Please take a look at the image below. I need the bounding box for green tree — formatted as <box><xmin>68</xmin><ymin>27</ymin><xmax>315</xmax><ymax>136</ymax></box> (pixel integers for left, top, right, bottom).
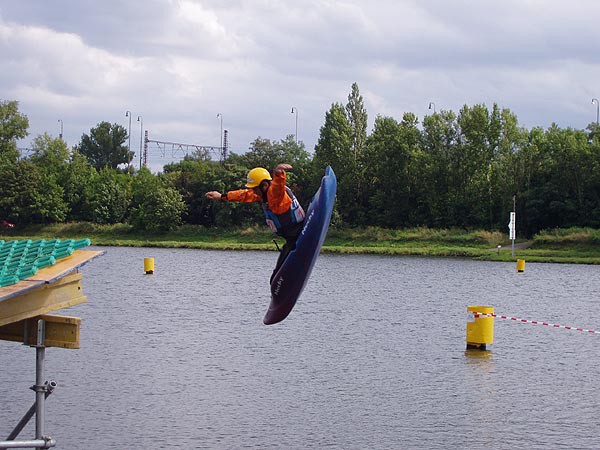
<box><xmin>420</xmin><ymin>110</ymin><xmax>459</xmax><ymax>226</ymax></box>
<box><xmin>516</xmin><ymin>127</ymin><xmax>548</xmax><ymax>234</ymax></box>
<box><xmin>453</xmin><ymin>103</ymin><xmax>492</xmax><ymax>227</ymax></box>
<box><xmin>452</xmin><ymin>103</ymin><xmax>521</xmax><ymax>229</ymax></box>
<box><xmin>342</xmin><ymin>83</ymin><xmax>369</xmax><ymax>224</ymax></box>
<box><xmin>346</xmin><ymin>82</ymin><xmax>368</xmax><ymax>161</ymax></box>
<box><xmin>229</xmin><ymin>135</ymin><xmax>313</xmax><ymax>204</ymax></box>
<box><xmin>0</xmin><ymin>100</ymin><xmax>29</xmax><ymax>163</ymax></box>
<box><xmin>488</xmin><ymin>107</ymin><xmax>525</xmax><ymax>231</ymax></box>
<box><xmin>26</xmin><ymin>133</ymin><xmax>72</xmax><ymax>223</ymax></box>
<box><xmin>29</xmin><ymin>133</ymin><xmax>70</xmax><ymax>186</ymax></box>
<box><xmin>364</xmin><ymin>115</ymin><xmax>405</xmax><ymax>227</ymax></box>
<box><xmin>76</xmin><ymin>121</ymin><xmax>132</xmax><ymax>170</ymax></box>
<box><xmin>0</xmin><ymin>160</ymin><xmax>67</xmax><ymax>224</ymax></box>
<box><xmin>163</xmin><ymin>158</ymin><xmax>233</xmax><ymax>225</ymax></box>
<box><xmin>83</xmin><ymin>168</ymin><xmax>131</xmax><ymax>224</ymax></box>
<box><xmin>274</xmin><ymin>135</ymin><xmax>312</xmax><ymax>204</ymax></box>
<box><xmin>313</xmin><ymin>102</ymin><xmax>353</xmax><ymax>222</ymax></box>
<box><xmin>62</xmin><ymin>150</ymin><xmax>97</xmax><ymax>221</ymax></box>
<box><xmin>129</xmin><ymin>168</ymin><xmax>186</xmax><ymax>232</ymax></box>
<box><xmin>32</xmin><ymin>172</ymin><xmax>69</xmax><ymax>223</ymax></box>
<box><xmin>529</xmin><ymin>125</ymin><xmax>595</xmax><ymax>230</ymax></box>
<box><xmin>363</xmin><ymin>113</ymin><xmax>423</xmax><ymax>227</ymax></box>
<box><xmin>314</xmin><ymin>103</ymin><xmax>352</xmax><ymax>177</ymax></box>
<box><xmin>587</xmin><ymin>123</ymin><xmax>600</xmax><ymax>226</ymax></box>
<box><xmin>0</xmin><ymin>160</ymin><xmax>23</xmax><ymax>221</ymax></box>
<box><xmin>236</xmin><ymin>137</ymin><xmax>283</xmax><ymax>170</ymax></box>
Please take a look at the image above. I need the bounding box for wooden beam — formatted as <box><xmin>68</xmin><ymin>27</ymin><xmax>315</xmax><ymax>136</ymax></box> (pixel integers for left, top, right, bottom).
<box><xmin>0</xmin><ymin>314</ymin><xmax>81</xmax><ymax>349</ymax></box>
<box><xmin>0</xmin><ymin>272</ymin><xmax>87</xmax><ymax>327</ymax></box>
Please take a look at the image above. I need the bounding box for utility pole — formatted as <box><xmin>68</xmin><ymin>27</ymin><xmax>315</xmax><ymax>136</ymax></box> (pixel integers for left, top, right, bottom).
<box><xmin>291</xmin><ymin>107</ymin><xmax>298</xmax><ymax>144</ymax></box>
<box><xmin>125</xmin><ymin>111</ymin><xmax>132</xmax><ymax>171</ymax></box>
<box><xmin>217</xmin><ymin>113</ymin><xmax>223</xmax><ymax>152</ymax></box>
<box><xmin>137</xmin><ymin>116</ymin><xmax>143</xmax><ymax>170</ymax></box>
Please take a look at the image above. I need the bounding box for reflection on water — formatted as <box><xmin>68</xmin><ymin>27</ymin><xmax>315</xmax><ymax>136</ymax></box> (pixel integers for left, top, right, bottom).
<box><xmin>465</xmin><ymin>348</ymin><xmax>493</xmax><ymax>360</ymax></box>
<box><xmin>1</xmin><ymin>248</ymin><xmax>600</xmax><ymax>449</ymax></box>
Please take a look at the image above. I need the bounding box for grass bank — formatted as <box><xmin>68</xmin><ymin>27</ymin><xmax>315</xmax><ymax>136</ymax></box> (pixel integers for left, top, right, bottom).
<box><xmin>2</xmin><ymin>223</ymin><xmax>600</xmax><ymax>264</ymax></box>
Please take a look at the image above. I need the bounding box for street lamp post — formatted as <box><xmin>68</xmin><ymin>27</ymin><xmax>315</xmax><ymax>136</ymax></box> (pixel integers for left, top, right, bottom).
<box><xmin>428</xmin><ymin>102</ymin><xmax>436</xmax><ymax>114</ymax></box>
<box><xmin>592</xmin><ymin>98</ymin><xmax>599</xmax><ymax>125</ymax></box>
<box><xmin>291</xmin><ymin>107</ymin><xmax>298</xmax><ymax>144</ymax></box>
<box><xmin>57</xmin><ymin>119</ymin><xmax>63</xmax><ymax>140</ymax></box>
<box><xmin>217</xmin><ymin>113</ymin><xmax>223</xmax><ymax>151</ymax></box>
<box><xmin>125</xmin><ymin>111</ymin><xmax>132</xmax><ymax>171</ymax></box>
<box><xmin>137</xmin><ymin>116</ymin><xmax>143</xmax><ymax>170</ymax></box>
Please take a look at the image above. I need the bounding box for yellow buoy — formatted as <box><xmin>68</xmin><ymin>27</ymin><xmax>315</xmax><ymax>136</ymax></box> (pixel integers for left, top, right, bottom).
<box><xmin>516</xmin><ymin>259</ymin><xmax>525</xmax><ymax>273</ymax></box>
<box><xmin>144</xmin><ymin>257</ymin><xmax>155</xmax><ymax>275</ymax></box>
<box><xmin>466</xmin><ymin>305</ymin><xmax>494</xmax><ymax>350</ymax></box>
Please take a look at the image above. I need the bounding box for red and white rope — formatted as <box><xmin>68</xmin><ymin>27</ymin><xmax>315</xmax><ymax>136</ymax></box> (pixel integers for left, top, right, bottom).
<box><xmin>472</xmin><ymin>312</ymin><xmax>599</xmax><ymax>335</ymax></box>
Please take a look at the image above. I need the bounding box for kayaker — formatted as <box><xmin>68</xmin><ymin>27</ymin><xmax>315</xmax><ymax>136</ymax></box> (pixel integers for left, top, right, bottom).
<box><xmin>205</xmin><ymin>163</ymin><xmax>305</xmax><ymax>281</ymax></box>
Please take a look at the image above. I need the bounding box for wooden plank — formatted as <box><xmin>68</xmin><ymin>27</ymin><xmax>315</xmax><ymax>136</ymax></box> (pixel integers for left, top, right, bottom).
<box><xmin>0</xmin><ymin>272</ymin><xmax>87</xmax><ymax>327</ymax></box>
<box><xmin>0</xmin><ymin>249</ymin><xmax>104</xmax><ymax>302</ymax></box>
<box><xmin>26</xmin><ymin>249</ymin><xmax>105</xmax><ymax>284</ymax></box>
<box><xmin>0</xmin><ymin>314</ymin><xmax>81</xmax><ymax>349</ymax></box>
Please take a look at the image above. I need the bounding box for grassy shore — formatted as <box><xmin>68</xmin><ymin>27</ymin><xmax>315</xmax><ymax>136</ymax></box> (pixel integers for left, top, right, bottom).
<box><xmin>2</xmin><ymin>223</ymin><xmax>600</xmax><ymax>264</ymax></box>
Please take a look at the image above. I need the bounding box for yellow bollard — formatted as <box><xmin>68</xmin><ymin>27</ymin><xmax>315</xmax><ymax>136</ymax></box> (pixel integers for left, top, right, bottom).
<box><xmin>466</xmin><ymin>306</ymin><xmax>494</xmax><ymax>350</ymax></box>
<box><xmin>144</xmin><ymin>257</ymin><xmax>155</xmax><ymax>275</ymax></box>
<box><xmin>516</xmin><ymin>259</ymin><xmax>525</xmax><ymax>273</ymax></box>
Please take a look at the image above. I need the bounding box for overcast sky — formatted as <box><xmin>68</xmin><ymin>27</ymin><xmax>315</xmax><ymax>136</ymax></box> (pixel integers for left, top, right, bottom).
<box><xmin>2</xmin><ymin>0</ymin><xmax>600</xmax><ymax>170</ymax></box>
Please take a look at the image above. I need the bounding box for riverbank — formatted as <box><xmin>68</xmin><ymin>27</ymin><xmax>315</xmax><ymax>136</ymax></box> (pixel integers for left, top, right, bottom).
<box><xmin>2</xmin><ymin>223</ymin><xmax>600</xmax><ymax>264</ymax></box>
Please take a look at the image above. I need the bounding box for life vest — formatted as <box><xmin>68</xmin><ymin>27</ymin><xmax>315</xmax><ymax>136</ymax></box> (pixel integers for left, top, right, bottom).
<box><xmin>263</xmin><ymin>186</ymin><xmax>305</xmax><ymax>233</ymax></box>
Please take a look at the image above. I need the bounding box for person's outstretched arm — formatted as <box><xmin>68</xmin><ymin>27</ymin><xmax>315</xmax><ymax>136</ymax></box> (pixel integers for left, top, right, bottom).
<box><xmin>205</xmin><ymin>189</ymin><xmax>262</xmax><ymax>202</ymax></box>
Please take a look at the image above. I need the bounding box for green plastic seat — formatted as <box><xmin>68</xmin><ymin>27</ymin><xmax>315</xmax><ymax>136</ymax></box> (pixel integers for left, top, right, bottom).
<box><xmin>0</xmin><ymin>238</ymin><xmax>91</xmax><ymax>287</ymax></box>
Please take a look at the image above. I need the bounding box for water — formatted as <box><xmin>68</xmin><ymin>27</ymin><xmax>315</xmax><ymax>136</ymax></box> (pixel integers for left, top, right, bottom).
<box><xmin>2</xmin><ymin>247</ymin><xmax>600</xmax><ymax>449</ymax></box>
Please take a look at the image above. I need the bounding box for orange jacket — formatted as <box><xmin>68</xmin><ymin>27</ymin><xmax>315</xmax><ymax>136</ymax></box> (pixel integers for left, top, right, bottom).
<box><xmin>224</xmin><ymin>170</ymin><xmax>291</xmax><ymax>214</ymax></box>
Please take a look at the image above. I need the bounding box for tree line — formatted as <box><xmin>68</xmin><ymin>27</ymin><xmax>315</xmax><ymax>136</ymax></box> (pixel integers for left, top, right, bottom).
<box><xmin>1</xmin><ymin>86</ymin><xmax>599</xmax><ymax>236</ymax></box>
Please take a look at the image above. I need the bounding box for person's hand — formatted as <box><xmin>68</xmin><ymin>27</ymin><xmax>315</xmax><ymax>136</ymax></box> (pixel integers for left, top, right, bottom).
<box><xmin>205</xmin><ymin>191</ymin><xmax>222</xmax><ymax>200</ymax></box>
<box><xmin>274</xmin><ymin>163</ymin><xmax>292</xmax><ymax>175</ymax></box>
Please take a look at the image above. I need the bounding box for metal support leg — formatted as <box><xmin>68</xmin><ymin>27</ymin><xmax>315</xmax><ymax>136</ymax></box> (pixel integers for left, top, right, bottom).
<box><xmin>35</xmin><ymin>320</ymin><xmax>46</xmax><ymax>448</ymax></box>
<box><xmin>6</xmin><ymin>382</ymin><xmax>56</xmax><ymax>441</ymax></box>
<box><xmin>0</xmin><ymin>319</ymin><xmax>56</xmax><ymax>449</ymax></box>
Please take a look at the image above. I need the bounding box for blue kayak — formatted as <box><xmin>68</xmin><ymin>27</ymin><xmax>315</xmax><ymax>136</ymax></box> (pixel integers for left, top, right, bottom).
<box><xmin>264</xmin><ymin>166</ymin><xmax>337</xmax><ymax>325</ymax></box>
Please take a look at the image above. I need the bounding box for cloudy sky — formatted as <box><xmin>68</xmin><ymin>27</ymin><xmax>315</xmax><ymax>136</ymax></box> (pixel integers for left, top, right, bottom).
<box><xmin>2</xmin><ymin>0</ymin><xmax>600</xmax><ymax>170</ymax></box>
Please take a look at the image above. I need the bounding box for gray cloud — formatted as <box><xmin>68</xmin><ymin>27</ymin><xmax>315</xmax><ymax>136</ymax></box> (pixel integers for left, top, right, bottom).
<box><xmin>1</xmin><ymin>0</ymin><xmax>599</xmax><ymax>170</ymax></box>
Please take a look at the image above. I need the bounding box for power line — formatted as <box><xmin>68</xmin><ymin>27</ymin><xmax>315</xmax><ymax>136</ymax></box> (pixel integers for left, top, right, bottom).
<box><xmin>143</xmin><ymin>131</ymin><xmax>228</xmax><ymax>167</ymax></box>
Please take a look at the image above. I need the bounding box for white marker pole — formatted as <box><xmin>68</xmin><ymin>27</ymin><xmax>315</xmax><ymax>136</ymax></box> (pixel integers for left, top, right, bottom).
<box><xmin>509</xmin><ymin>211</ymin><xmax>516</xmax><ymax>257</ymax></box>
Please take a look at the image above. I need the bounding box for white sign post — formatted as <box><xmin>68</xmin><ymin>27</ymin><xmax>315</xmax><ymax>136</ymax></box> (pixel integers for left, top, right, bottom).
<box><xmin>508</xmin><ymin>212</ymin><xmax>516</xmax><ymax>256</ymax></box>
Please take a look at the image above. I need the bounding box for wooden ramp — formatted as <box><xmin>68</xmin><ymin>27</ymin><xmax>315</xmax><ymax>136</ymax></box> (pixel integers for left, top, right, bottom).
<box><xmin>0</xmin><ymin>250</ymin><xmax>103</xmax><ymax>331</ymax></box>
<box><xmin>0</xmin><ymin>248</ymin><xmax>103</xmax><ymax>448</ymax></box>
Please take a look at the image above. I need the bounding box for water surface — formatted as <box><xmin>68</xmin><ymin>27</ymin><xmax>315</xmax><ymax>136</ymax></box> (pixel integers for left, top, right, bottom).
<box><xmin>1</xmin><ymin>247</ymin><xmax>599</xmax><ymax>449</ymax></box>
